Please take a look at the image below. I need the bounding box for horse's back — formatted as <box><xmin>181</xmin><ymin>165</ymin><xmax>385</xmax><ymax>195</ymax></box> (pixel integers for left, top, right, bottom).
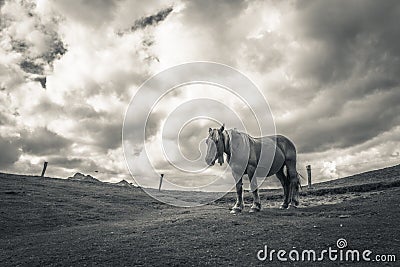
<box><xmin>242</xmin><ymin>134</ymin><xmax>284</xmax><ymax>177</ymax></box>
<box><xmin>228</xmin><ymin>130</ymin><xmax>296</xmax><ymax>177</ymax></box>
<box><xmin>269</xmin><ymin>134</ymin><xmax>297</xmax><ymax>161</ymax></box>
<box><xmin>249</xmin><ymin>134</ymin><xmax>296</xmax><ymax>176</ymax></box>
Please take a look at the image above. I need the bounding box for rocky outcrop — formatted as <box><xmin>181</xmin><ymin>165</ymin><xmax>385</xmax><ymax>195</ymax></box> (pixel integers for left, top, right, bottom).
<box><xmin>67</xmin><ymin>172</ymin><xmax>100</xmax><ymax>183</ymax></box>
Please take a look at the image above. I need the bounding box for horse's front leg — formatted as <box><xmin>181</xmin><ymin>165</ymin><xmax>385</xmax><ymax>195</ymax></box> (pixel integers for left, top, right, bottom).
<box><xmin>231</xmin><ymin>172</ymin><xmax>244</xmax><ymax>214</ymax></box>
<box><xmin>248</xmin><ymin>167</ymin><xmax>261</xmax><ymax>213</ymax></box>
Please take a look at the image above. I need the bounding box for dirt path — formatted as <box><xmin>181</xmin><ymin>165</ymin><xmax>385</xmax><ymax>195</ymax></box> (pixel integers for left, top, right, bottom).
<box><xmin>1</xmin><ymin>171</ymin><xmax>399</xmax><ymax>266</ymax></box>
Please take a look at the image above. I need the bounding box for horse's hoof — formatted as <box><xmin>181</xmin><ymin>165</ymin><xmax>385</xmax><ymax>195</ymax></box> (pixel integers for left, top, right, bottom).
<box><xmin>249</xmin><ymin>208</ymin><xmax>260</xmax><ymax>213</ymax></box>
<box><xmin>249</xmin><ymin>203</ymin><xmax>261</xmax><ymax>213</ymax></box>
<box><xmin>289</xmin><ymin>203</ymin><xmax>298</xmax><ymax>209</ymax></box>
<box><xmin>279</xmin><ymin>204</ymin><xmax>289</xmax><ymax>210</ymax></box>
<box><xmin>230</xmin><ymin>208</ymin><xmax>242</xmax><ymax>214</ymax></box>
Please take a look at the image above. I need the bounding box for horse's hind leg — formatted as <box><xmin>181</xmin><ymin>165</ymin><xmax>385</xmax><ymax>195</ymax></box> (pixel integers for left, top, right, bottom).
<box><xmin>286</xmin><ymin>159</ymin><xmax>300</xmax><ymax>207</ymax></box>
<box><xmin>276</xmin><ymin>166</ymin><xmax>290</xmax><ymax>209</ymax></box>
<box><xmin>231</xmin><ymin>171</ymin><xmax>244</xmax><ymax>214</ymax></box>
<box><xmin>248</xmin><ymin>166</ymin><xmax>261</xmax><ymax>213</ymax></box>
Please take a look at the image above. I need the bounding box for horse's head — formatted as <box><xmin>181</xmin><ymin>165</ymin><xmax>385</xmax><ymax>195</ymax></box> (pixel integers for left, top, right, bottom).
<box><xmin>205</xmin><ymin>124</ymin><xmax>225</xmax><ymax>166</ymax></box>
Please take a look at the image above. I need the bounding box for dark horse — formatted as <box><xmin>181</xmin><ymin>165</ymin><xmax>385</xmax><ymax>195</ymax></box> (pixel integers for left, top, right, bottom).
<box><xmin>205</xmin><ymin>124</ymin><xmax>300</xmax><ymax>213</ymax></box>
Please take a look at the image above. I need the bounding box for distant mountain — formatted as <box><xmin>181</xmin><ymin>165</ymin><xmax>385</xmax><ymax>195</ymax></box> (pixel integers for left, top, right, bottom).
<box><xmin>67</xmin><ymin>173</ymin><xmax>100</xmax><ymax>183</ymax></box>
<box><xmin>115</xmin><ymin>179</ymin><xmax>133</xmax><ymax>187</ymax></box>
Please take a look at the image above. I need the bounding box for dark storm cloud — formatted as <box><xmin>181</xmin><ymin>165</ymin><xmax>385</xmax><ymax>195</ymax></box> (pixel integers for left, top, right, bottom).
<box><xmin>0</xmin><ymin>137</ymin><xmax>21</xmax><ymax>168</ymax></box>
<box><xmin>20</xmin><ymin>127</ymin><xmax>72</xmax><ymax>156</ymax></box>
<box><xmin>33</xmin><ymin>76</ymin><xmax>46</xmax><ymax>89</ymax></box>
<box><xmin>28</xmin><ymin>95</ymin><xmax>122</xmax><ymax>153</ymax></box>
<box><xmin>290</xmin><ymin>89</ymin><xmax>400</xmax><ymax>153</ymax></box>
<box><xmin>81</xmin><ymin>118</ymin><xmax>123</xmax><ymax>152</ymax></box>
<box><xmin>123</xmin><ymin>109</ymin><xmax>166</xmax><ymax>159</ymax></box>
<box><xmin>124</xmin><ymin>110</ymin><xmax>165</xmax><ymax>142</ymax></box>
<box><xmin>46</xmin><ymin>155</ymin><xmax>119</xmax><ymax>178</ymax></box>
<box><xmin>291</xmin><ymin>0</ymin><xmax>400</xmax><ymax>86</ymax></box>
<box><xmin>19</xmin><ymin>59</ymin><xmax>44</xmax><ymax>75</ymax></box>
<box><xmin>275</xmin><ymin>0</ymin><xmax>400</xmax><ymax>153</ymax></box>
<box><xmin>131</xmin><ymin>7</ymin><xmax>173</xmax><ymax>31</ymax></box>
<box><xmin>48</xmin><ymin>156</ymin><xmax>85</xmax><ymax>169</ymax></box>
<box><xmin>16</xmin><ymin>37</ymin><xmax>67</xmax><ymax>76</ymax></box>
<box><xmin>48</xmin><ymin>156</ymin><xmax>99</xmax><ymax>171</ymax></box>
<box><xmin>93</xmin><ymin>121</ymin><xmax>122</xmax><ymax>152</ymax></box>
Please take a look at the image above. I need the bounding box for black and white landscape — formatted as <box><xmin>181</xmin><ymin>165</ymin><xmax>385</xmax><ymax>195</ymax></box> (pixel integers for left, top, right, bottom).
<box><xmin>1</xmin><ymin>165</ymin><xmax>400</xmax><ymax>265</ymax></box>
<box><xmin>1</xmin><ymin>0</ymin><xmax>400</xmax><ymax>266</ymax></box>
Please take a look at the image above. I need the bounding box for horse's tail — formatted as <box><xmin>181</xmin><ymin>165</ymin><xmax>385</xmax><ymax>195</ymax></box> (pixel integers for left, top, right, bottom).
<box><xmin>297</xmin><ymin>172</ymin><xmax>305</xmax><ymax>191</ymax></box>
<box><xmin>297</xmin><ymin>171</ymin><xmax>306</xmax><ymax>181</ymax></box>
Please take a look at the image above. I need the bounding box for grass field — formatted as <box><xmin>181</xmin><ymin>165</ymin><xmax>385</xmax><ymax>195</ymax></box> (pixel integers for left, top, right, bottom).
<box><xmin>1</xmin><ymin>165</ymin><xmax>400</xmax><ymax>266</ymax></box>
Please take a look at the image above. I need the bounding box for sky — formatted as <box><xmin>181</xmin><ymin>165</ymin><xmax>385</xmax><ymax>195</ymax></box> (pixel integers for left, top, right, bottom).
<box><xmin>1</xmin><ymin>0</ymin><xmax>399</xmax><ymax>190</ymax></box>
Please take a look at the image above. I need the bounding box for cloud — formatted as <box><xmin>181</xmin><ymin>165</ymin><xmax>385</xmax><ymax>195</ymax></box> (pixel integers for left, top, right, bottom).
<box><xmin>176</xmin><ymin>0</ymin><xmax>249</xmax><ymax>65</ymax></box>
<box><xmin>49</xmin><ymin>0</ymin><xmax>118</xmax><ymax>28</ymax></box>
<box><xmin>1</xmin><ymin>0</ymin><xmax>399</xmax><ymax>188</ymax></box>
<box><xmin>82</xmin><ymin>119</ymin><xmax>122</xmax><ymax>152</ymax></box>
<box><xmin>280</xmin><ymin>87</ymin><xmax>400</xmax><ymax>153</ymax></box>
<box><xmin>239</xmin><ymin>32</ymin><xmax>285</xmax><ymax>73</ymax></box>
<box><xmin>268</xmin><ymin>0</ymin><xmax>400</xmax><ymax>156</ymax></box>
<box><xmin>131</xmin><ymin>7</ymin><xmax>173</xmax><ymax>31</ymax></box>
<box><xmin>0</xmin><ymin>0</ymin><xmax>166</xmax><ymax>179</ymax></box>
<box><xmin>0</xmin><ymin>0</ymin><xmax>67</xmax><ymax>93</ymax></box>
<box><xmin>287</xmin><ymin>0</ymin><xmax>400</xmax><ymax>85</ymax></box>
<box><xmin>0</xmin><ymin>136</ymin><xmax>21</xmax><ymax>168</ymax></box>
<box><xmin>19</xmin><ymin>127</ymin><xmax>72</xmax><ymax>156</ymax></box>
<box><xmin>47</xmin><ymin>155</ymin><xmax>99</xmax><ymax>171</ymax></box>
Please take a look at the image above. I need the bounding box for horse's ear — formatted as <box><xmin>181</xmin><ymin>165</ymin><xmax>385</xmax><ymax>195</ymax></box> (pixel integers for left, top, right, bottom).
<box><xmin>220</xmin><ymin>123</ymin><xmax>225</xmax><ymax>132</ymax></box>
<box><xmin>209</xmin><ymin>128</ymin><xmax>212</xmax><ymax>133</ymax></box>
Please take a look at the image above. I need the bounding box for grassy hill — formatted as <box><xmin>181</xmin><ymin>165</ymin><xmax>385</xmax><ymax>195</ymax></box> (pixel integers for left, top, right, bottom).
<box><xmin>1</xmin><ymin>165</ymin><xmax>399</xmax><ymax>266</ymax></box>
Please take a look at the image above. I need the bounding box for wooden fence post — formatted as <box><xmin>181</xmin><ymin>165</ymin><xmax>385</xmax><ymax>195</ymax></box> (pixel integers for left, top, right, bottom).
<box><xmin>158</xmin><ymin>174</ymin><xmax>164</xmax><ymax>191</ymax></box>
<box><xmin>41</xmin><ymin>161</ymin><xmax>48</xmax><ymax>177</ymax></box>
<box><xmin>306</xmin><ymin>165</ymin><xmax>312</xmax><ymax>189</ymax></box>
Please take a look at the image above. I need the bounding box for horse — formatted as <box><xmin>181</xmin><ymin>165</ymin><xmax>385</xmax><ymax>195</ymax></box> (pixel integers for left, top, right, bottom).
<box><xmin>205</xmin><ymin>124</ymin><xmax>300</xmax><ymax>213</ymax></box>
